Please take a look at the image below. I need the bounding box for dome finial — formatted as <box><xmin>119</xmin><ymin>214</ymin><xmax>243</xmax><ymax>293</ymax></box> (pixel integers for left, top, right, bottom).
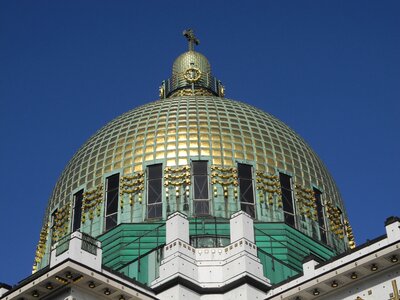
<box><xmin>159</xmin><ymin>30</ymin><xmax>225</xmax><ymax>98</ymax></box>
<box><xmin>183</xmin><ymin>29</ymin><xmax>199</xmax><ymax>51</ymax></box>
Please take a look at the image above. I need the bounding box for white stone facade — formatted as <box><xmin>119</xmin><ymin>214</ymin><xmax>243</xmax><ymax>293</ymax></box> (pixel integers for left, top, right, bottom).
<box><xmin>152</xmin><ymin>211</ymin><xmax>270</xmax><ymax>299</ymax></box>
<box><xmin>266</xmin><ymin>217</ymin><xmax>400</xmax><ymax>300</ymax></box>
<box><xmin>1</xmin><ymin>215</ymin><xmax>399</xmax><ymax>300</ymax></box>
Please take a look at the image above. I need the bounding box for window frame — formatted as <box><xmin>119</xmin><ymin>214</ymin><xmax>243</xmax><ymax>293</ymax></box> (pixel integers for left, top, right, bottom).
<box><xmin>313</xmin><ymin>187</ymin><xmax>327</xmax><ymax>243</ymax></box>
<box><xmin>279</xmin><ymin>172</ymin><xmax>296</xmax><ymax>227</ymax></box>
<box><xmin>72</xmin><ymin>189</ymin><xmax>84</xmax><ymax>232</ymax></box>
<box><xmin>238</xmin><ymin>163</ymin><xmax>255</xmax><ymax>218</ymax></box>
<box><xmin>104</xmin><ymin>173</ymin><xmax>120</xmax><ymax>231</ymax></box>
<box><xmin>147</xmin><ymin>163</ymin><xmax>163</xmax><ymax>219</ymax></box>
<box><xmin>50</xmin><ymin>209</ymin><xmax>58</xmax><ymax>246</ymax></box>
<box><xmin>192</xmin><ymin>160</ymin><xmax>210</xmax><ymax>216</ymax></box>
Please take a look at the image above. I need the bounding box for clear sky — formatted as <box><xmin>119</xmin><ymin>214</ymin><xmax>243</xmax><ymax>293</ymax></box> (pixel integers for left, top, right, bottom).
<box><xmin>1</xmin><ymin>0</ymin><xmax>399</xmax><ymax>286</ymax></box>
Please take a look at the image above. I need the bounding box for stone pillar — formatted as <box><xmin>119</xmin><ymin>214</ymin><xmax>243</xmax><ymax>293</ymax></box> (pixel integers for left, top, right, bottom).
<box><xmin>166</xmin><ymin>212</ymin><xmax>189</xmax><ymax>244</ymax></box>
<box><xmin>302</xmin><ymin>255</ymin><xmax>321</xmax><ymax>278</ymax></box>
<box><xmin>50</xmin><ymin>232</ymin><xmax>102</xmax><ymax>271</ymax></box>
<box><xmin>230</xmin><ymin>211</ymin><xmax>255</xmax><ymax>243</ymax></box>
<box><xmin>385</xmin><ymin>216</ymin><xmax>400</xmax><ymax>243</ymax></box>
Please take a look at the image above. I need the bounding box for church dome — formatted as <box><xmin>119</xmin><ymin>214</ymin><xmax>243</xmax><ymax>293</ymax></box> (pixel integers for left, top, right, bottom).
<box><xmin>48</xmin><ymin>95</ymin><xmax>342</xmax><ymax>215</ymax></box>
<box><xmin>34</xmin><ymin>30</ymin><xmax>354</xmax><ymax>273</ymax></box>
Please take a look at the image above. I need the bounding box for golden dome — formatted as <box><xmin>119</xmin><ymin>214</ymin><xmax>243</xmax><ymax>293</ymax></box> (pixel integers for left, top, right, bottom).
<box><xmin>47</xmin><ymin>95</ymin><xmax>343</xmax><ymax>222</ymax></box>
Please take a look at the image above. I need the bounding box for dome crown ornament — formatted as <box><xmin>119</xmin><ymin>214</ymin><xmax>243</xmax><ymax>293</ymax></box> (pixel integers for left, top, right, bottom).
<box><xmin>159</xmin><ymin>29</ymin><xmax>225</xmax><ymax>98</ymax></box>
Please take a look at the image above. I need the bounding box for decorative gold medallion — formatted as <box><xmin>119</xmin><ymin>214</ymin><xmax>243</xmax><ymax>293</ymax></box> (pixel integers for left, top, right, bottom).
<box><xmin>184</xmin><ymin>67</ymin><xmax>201</xmax><ymax>83</ymax></box>
<box><xmin>219</xmin><ymin>84</ymin><xmax>225</xmax><ymax>97</ymax></box>
<box><xmin>159</xmin><ymin>85</ymin><xmax>165</xmax><ymax>98</ymax></box>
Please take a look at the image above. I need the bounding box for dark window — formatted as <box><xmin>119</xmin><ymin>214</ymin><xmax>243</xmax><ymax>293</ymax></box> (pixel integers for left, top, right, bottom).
<box><xmin>105</xmin><ymin>174</ymin><xmax>119</xmax><ymax>231</ymax></box>
<box><xmin>72</xmin><ymin>189</ymin><xmax>83</xmax><ymax>232</ymax></box>
<box><xmin>279</xmin><ymin>173</ymin><xmax>295</xmax><ymax>227</ymax></box>
<box><xmin>313</xmin><ymin>188</ymin><xmax>327</xmax><ymax>243</ymax></box>
<box><xmin>193</xmin><ymin>161</ymin><xmax>209</xmax><ymax>215</ymax></box>
<box><xmin>50</xmin><ymin>210</ymin><xmax>58</xmax><ymax>245</ymax></box>
<box><xmin>147</xmin><ymin>164</ymin><xmax>163</xmax><ymax>219</ymax></box>
<box><xmin>238</xmin><ymin>163</ymin><xmax>255</xmax><ymax>218</ymax></box>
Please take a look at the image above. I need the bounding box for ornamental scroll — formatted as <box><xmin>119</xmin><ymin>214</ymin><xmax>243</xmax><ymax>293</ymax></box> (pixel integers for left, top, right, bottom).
<box><xmin>169</xmin><ymin>87</ymin><xmax>214</xmax><ymax>97</ymax></box>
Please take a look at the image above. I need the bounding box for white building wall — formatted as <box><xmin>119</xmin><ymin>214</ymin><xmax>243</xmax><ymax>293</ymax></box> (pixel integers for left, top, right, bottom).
<box><xmin>50</xmin><ymin>231</ymin><xmax>102</xmax><ymax>271</ymax></box>
<box><xmin>266</xmin><ymin>218</ymin><xmax>400</xmax><ymax>300</ymax></box>
<box><xmin>152</xmin><ymin>211</ymin><xmax>269</xmax><ymax>293</ymax></box>
<box><xmin>0</xmin><ymin>288</ymin><xmax>9</xmax><ymax>298</ymax></box>
<box><xmin>319</xmin><ymin>268</ymin><xmax>400</xmax><ymax>300</ymax></box>
<box><xmin>158</xmin><ymin>284</ymin><xmax>266</xmax><ymax>300</ymax></box>
<box><xmin>157</xmin><ymin>285</ymin><xmax>201</xmax><ymax>300</ymax></box>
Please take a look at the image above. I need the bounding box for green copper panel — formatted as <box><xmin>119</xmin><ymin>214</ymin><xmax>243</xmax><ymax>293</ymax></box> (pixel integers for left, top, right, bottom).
<box><xmin>99</xmin><ymin>220</ymin><xmax>336</xmax><ymax>286</ymax></box>
<box><xmin>257</xmin><ymin>249</ymin><xmax>299</xmax><ymax>285</ymax></box>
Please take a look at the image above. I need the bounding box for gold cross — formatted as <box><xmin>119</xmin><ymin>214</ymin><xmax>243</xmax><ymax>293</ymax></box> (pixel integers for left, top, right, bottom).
<box><xmin>183</xmin><ymin>29</ymin><xmax>200</xmax><ymax>51</ymax></box>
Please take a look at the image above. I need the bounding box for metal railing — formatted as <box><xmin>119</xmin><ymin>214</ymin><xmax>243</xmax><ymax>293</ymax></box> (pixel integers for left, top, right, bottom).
<box><xmin>190</xmin><ymin>217</ymin><xmax>231</xmax><ymax>248</ymax></box>
<box><xmin>55</xmin><ymin>235</ymin><xmax>70</xmax><ymax>256</ymax></box>
<box><xmin>55</xmin><ymin>232</ymin><xmax>100</xmax><ymax>257</ymax></box>
<box><xmin>254</xmin><ymin>225</ymin><xmax>331</xmax><ymax>270</ymax></box>
<box><xmin>102</xmin><ymin>223</ymin><xmax>166</xmax><ymax>268</ymax></box>
<box><xmin>161</xmin><ymin>73</ymin><xmax>223</xmax><ymax>98</ymax></box>
<box><xmin>81</xmin><ymin>232</ymin><xmax>98</xmax><ymax>255</ymax></box>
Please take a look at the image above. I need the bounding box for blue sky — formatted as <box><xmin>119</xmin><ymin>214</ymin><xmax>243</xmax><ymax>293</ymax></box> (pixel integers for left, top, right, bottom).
<box><xmin>1</xmin><ymin>0</ymin><xmax>399</xmax><ymax>285</ymax></box>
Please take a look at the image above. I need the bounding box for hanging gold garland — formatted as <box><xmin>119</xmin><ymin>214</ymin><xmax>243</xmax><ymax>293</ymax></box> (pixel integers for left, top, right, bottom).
<box><xmin>165</xmin><ymin>165</ymin><xmax>190</xmax><ymax>173</ymax></box>
<box><xmin>344</xmin><ymin>219</ymin><xmax>356</xmax><ymax>249</ymax></box>
<box><xmin>294</xmin><ymin>184</ymin><xmax>318</xmax><ymax>221</ymax></box>
<box><xmin>120</xmin><ymin>171</ymin><xmax>144</xmax><ymax>207</ymax></box>
<box><xmin>210</xmin><ymin>165</ymin><xmax>237</xmax><ymax>173</ymax></box>
<box><xmin>164</xmin><ymin>165</ymin><xmax>191</xmax><ymax>212</ymax></box>
<box><xmin>256</xmin><ymin>171</ymin><xmax>281</xmax><ymax>207</ymax></box>
<box><xmin>211</xmin><ymin>165</ymin><xmax>238</xmax><ymax>199</ymax></box>
<box><xmin>164</xmin><ymin>165</ymin><xmax>191</xmax><ymax>187</ymax></box>
<box><xmin>326</xmin><ymin>201</ymin><xmax>344</xmax><ymax>238</ymax></box>
<box><xmin>82</xmin><ymin>185</ymin><xmax>103</xmax><ymax>222</ymax></box>
<box><xmin>32</xmin><ymin>222</ymin><xmax>49</xmax><ymax>273</ymax></box>
<box><xmin>52</xmin><ymin>203</ymin><xmax>71</xmax><ymax>242</ymax></box>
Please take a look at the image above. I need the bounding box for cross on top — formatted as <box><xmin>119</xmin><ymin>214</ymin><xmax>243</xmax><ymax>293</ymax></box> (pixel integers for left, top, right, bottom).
<box><xmin>183</xmin><ymin>29</ymin><xmax>200</xmax><ymax>51</ymax></box>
